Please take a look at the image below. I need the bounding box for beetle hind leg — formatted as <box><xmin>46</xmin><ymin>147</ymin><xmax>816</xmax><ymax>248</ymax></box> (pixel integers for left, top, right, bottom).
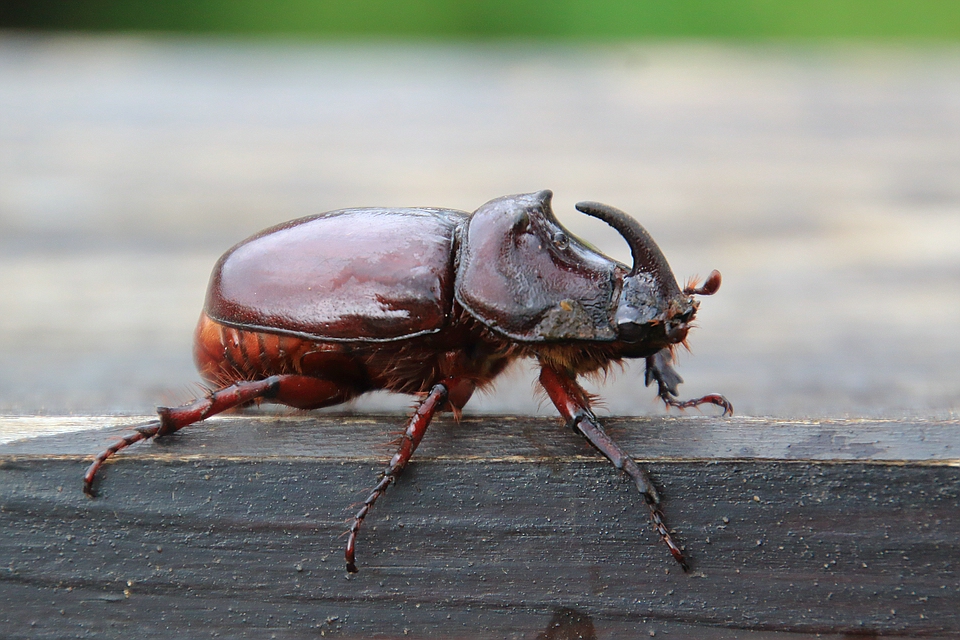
<box><xmin>345</xmin><ymin>380</ymin><xmax>453</xmax><ymax>573</ymax></box>
<box><xmin>82</xmin><ymin>419</ymin><xmax>163</xmax><ymax>496</ymax></box>
<box><xmin>82</xmin><ymin>376</ymin><xmax>283</xmax><ymax>496</ymax></box>
<box><xmin>83</xmin><ymin>374</ymin><xmax>355</xmax><ymax>496</ymax></box>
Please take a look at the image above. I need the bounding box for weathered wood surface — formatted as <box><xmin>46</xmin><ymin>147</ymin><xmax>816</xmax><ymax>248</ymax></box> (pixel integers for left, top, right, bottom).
<box><xmin>1</xmin><ymin>415</ymin><xmax>957</xmax><ymax>638</ymax></box>
<box><xmin>2</xmin><ymin>414</ymin><xmax>958</xmax><ymax>462</ymax></box>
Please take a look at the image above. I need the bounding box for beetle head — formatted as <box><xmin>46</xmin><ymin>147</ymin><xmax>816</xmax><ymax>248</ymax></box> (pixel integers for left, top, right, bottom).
<box><xmin>575</xmin><ymin>201</ymin><xmax>721</xmax><ymax>356</ymax></box>
<box><xmin>456</xmin><ymin>191</ymin><xmax>720</xmax><ymax>350</ymax></box>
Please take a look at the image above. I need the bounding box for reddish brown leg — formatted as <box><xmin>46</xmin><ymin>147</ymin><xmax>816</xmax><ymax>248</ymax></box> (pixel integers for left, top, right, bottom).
<box><xmin>345</xmin><ymin>381</ymin><xmax>451</xmax><ymax>573</ymax></box>
<box><xmin>539</xmin><ymin>363</ymin><xmax>689</xmax><ymax>571</ymax></box>
<box><xmin>82</xmin><ymin>376</ymin><xmax>282</xmax><ymax>496</ymax></box>
<box><xmin>83</xmin><ymin>374</ymin><xmax>353</xmax><ymax>496</ymax></box>
<box><xmin>81</xmin><ymin>420</ymin><xmax>165</xmax><ymax>496</ymax></box>
<box><xmin>662</xmin><ymin>393</ymin><xmax>732</xmax><ymax>415</ymax></box>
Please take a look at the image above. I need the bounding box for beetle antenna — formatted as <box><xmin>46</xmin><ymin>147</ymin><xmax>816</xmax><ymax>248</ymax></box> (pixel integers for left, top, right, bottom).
<box><xmin>683</xmin><ymin>269</ymin><xmax>721</xmax><ymax>296</ymax></box>
<box><xmin>575</xmin><ymin>201</ymin><xmax>680</xmax><ymax>297</ymax></box>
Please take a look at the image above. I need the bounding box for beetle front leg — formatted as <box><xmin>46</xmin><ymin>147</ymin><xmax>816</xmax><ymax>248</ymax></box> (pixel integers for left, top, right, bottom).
<box><xmin>645</xmin><ymin>348</ymin><xmax>733</xmax><ymax>416</ymax></box>
<box><xmin>345</xmin><ymin>380</ymin><xmax>451</xmax><ymax>573</ymax></box>
<box><xmin>539</xmin><ymin>363</ymin><xmax>689</xmax><ymax>571</ymax></box>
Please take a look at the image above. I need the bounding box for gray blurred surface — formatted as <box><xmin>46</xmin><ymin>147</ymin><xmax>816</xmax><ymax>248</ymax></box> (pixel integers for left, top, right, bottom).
<box><xmin>1</xmin><ymin>34</ymin><xmax>959</xmax><ymax>418</ymax></box>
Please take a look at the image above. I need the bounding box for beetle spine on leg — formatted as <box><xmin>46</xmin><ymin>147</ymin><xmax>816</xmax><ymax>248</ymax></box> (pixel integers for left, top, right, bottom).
<box><xmin>84</xmin><ymin>373</ymin><xmax>360</xmax><ymax>496</ymax></box>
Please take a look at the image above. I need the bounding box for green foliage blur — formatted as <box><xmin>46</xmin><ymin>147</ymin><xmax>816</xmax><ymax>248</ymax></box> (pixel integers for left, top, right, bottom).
<box><xmin>2</xmin><ymin>0</ymin><xmax>958</xmax><ymax>39</ymax></box>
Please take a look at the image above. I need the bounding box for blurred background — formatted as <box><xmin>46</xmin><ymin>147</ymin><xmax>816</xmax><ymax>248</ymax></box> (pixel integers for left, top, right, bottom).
<box><xmin>1</xmin><ymin>2</ymin><xmax>959</xmax><ymax>418</ymax></box>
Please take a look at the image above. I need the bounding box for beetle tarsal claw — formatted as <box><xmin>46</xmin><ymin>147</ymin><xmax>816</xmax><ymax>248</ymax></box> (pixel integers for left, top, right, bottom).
<box><xmin>661</xmin><ymin>393</ymin><xmax>734</xmax><ymax>416</ymax></box>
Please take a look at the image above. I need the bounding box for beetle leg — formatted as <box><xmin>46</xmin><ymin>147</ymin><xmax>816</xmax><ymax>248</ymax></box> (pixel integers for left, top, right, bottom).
<box><xmin>154</xmin><ymin>376</ymin><xmax>284</xmax><ymax>437</ymax></box>
<box><xmin>83</xmin><ymin>376</ymin><xmax>286</xmax><ymax>496</ymax></box>
<box><xmin>83</xmin><ymin>374</ymin><xmax>360</xmax><ymax>496</ymax></box>
<box><xmin>539</xmin><ymin>363</ymin><xmax>689</xmax><ymax>571</ymax></box>
<box><xmin>345</xmin><ymin>381</ymin><xmax>450</xmax><ymax>573</ymax></box>
<box><xmin>661</xmin><ymin>393</ymin><xmax>733</xmax><ymax>416</ymax></box>
<box><xmin>645</xmin><ymin>348</ymin><xmax>733</xmax><ymax>416</ymax></box>
<box><xmin>81</xmin><ymin>420</ymin><xmax>163</xmax><ymax>497</ymax></box>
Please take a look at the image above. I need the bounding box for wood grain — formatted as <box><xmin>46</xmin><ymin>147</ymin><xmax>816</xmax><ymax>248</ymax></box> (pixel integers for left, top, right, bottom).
<box><xmin>2</xmin><ymin>414</ymin><xmax>959</xmax><ymax>462</ymax></box>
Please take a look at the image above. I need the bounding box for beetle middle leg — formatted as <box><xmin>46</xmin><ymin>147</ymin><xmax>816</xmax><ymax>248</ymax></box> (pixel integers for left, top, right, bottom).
<box><xmin>345</xmin><ymin>379</ymin><xmax>460</xmax><ymax>573</ymax></box>
<box><xmin>83</xmin><ymin>374</ymin><xmax>356</xmax><ymax>496</ymax></box>
<box><xmin>538</xmin><ymin>363</ymin><xmax>689</xmax><ymax>570</ymax></box>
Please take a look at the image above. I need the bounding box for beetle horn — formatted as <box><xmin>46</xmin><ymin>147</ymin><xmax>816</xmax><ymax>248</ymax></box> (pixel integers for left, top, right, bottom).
<box><xmin>575</xmin><ymin>201</ymin><xmax>680</xmax><ymax>293</ymax></box>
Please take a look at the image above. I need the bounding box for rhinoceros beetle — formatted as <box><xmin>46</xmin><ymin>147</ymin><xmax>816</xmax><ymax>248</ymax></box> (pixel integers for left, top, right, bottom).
<box><xmin>83</xmin><ymin>190</ymin><xmax>730</xmax><ymax>572</ymax></box>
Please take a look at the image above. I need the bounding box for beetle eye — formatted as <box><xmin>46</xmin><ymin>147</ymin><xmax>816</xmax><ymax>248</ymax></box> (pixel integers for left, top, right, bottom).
<box><xmin>552</xmin><ymin>232</ymin><xmax>569</xmax><ymax>250</ymax></box>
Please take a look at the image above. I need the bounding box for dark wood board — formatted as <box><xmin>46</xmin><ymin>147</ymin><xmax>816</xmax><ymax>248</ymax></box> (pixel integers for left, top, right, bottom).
<box><xmin>3</xmin><ymin>414</ymin><xmax>957</xmax><ymax>462</ymax></box>
<box><xmin>0</xmin><ymin>416</ymin><xmax>958</xmax><ymax>638</ymax></box>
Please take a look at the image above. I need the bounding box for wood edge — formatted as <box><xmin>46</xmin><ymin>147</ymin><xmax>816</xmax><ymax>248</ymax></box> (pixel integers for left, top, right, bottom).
<box><xmin>2</xmin><ymin>453</ymin><xmax>957</xmax><ymax>466</ymax></box>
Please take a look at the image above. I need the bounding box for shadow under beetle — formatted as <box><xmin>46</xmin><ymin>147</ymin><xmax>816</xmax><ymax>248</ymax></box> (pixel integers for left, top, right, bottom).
<box><xmin>83</xmin><ymin>190</ymin><xmax>731</xmax><ymax>572</ymax></box>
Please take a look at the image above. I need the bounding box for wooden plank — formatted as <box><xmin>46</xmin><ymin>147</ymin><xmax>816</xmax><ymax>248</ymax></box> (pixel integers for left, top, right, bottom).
<box><xmin>0</xmin><ymin>416</ymin><xmax>957</xmax><ymax>638</ymax></box>
<box><xmin>2</xmin><ymin>414</ymin><xmax>958</xmax><ymax>462</ymax></box>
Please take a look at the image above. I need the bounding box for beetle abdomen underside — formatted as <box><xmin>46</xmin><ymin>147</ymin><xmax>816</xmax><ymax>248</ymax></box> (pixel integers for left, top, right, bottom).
<box><xmin>194</xmin><ymin>308</ymin><xmax>522</xmax><ymax>409</ymax></box>
<box><xmin>205</xmin><ymin>208</ymin><xmax>467</xmax><ymax>342</ymax></box>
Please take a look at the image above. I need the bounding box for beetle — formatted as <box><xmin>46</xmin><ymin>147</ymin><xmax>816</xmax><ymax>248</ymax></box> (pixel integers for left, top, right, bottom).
<box><xmin>83</xmin><ymin>190</ymin><xmax>730</xmax><ymax>572</ymax></box>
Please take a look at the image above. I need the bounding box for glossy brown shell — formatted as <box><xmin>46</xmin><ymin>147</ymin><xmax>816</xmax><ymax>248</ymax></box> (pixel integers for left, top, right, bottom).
<box><xmin>455</xmin><ymin>191</ymin><xmax>622</xmax><ymax>342</ymax></box>
<box><xmin>205</xmin><ymin>208</ymin><xmax>467</xmax><ymax>342</ymax></box>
